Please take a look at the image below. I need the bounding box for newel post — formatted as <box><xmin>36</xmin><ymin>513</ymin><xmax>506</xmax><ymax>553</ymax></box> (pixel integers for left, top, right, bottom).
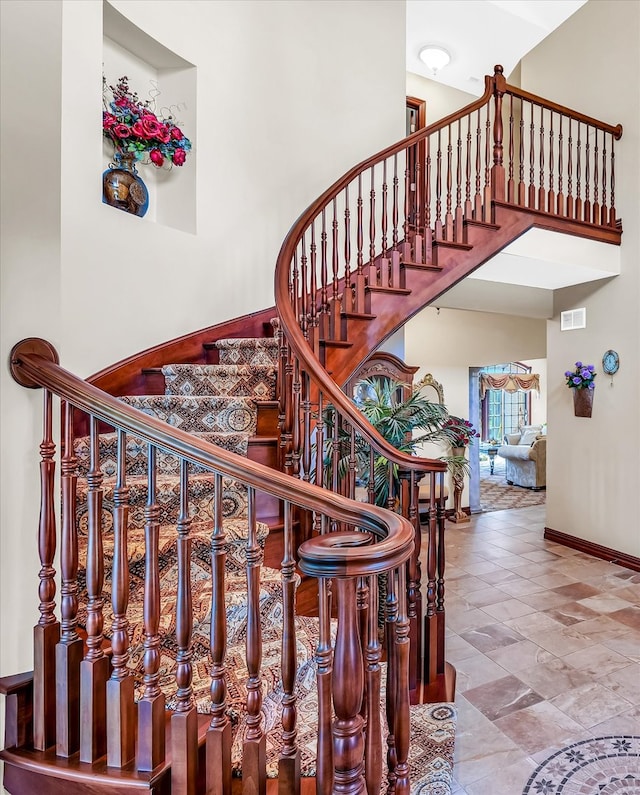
<box><xmin>491</xmin><ymin>65</ymin><xmax>507</xmax><ymax>202</ymax></box>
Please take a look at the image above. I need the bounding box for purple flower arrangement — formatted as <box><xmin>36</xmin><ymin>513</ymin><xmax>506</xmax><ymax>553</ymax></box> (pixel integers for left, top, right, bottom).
<box><xmin>564</xmin><ymin>361</ymin><xmax>596</xmax><ymax>390</ymax></box>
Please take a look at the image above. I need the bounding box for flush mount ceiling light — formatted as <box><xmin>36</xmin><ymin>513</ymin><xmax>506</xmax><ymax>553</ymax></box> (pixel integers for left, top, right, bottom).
<box><xmin>418</xmin><ymin>45</ymin><xmax>451</xmax><ymax>75</ymax></box>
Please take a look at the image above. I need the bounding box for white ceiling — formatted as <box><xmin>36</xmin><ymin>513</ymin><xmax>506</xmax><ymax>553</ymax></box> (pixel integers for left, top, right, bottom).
<box><xmin>406</xmin><ymin>0</ymin><xmax>587</xmax><ymax>96</ymax></box>
<box><xmin>406</xmin><ymin>0</ymin><xmax>614</xmax><ymax>310</ymax></box>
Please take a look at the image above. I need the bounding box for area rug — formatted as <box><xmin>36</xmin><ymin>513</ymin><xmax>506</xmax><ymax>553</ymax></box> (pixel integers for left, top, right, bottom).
<box><xmin>523</xmin><ymin>735</ymin><xmax>640</xmax><ymax>794</ymax></box>
<box><xmin>480</xmin><ymin>458</ymin><xmax>546</xmax><ymax>512</ymax></box>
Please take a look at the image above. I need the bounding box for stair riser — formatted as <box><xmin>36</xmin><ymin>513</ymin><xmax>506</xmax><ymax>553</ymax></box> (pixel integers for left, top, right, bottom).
<box><xmin>162</xmin><ymin>364</ymin><xmax>276</xmax><ymax>399</ymax></box>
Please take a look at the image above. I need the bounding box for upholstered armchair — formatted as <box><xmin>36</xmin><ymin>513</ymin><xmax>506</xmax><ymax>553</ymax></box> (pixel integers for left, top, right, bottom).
<box><xmin>497</xmin><ymin>425</ymin><xmax>546</xmax><ymax>489</ymax></box>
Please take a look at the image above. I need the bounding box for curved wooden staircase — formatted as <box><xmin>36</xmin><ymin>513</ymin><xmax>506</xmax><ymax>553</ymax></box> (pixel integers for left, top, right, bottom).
<box><xmin>1</xmin><ymin>67</ymin><xmax>623</xmax><ymax>794</ymax></box>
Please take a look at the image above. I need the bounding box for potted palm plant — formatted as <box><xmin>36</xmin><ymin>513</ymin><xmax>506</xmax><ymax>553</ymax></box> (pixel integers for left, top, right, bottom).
<box><xmin>322</xmin><ymin>377</ymin><xmax>461</xmax><ymax>507</ymax></box>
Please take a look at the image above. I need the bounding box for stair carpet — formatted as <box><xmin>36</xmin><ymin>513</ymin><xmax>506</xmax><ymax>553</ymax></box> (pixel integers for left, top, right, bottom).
<box><xmin>73</xmin><ymin>336</ymin><xmax>456</xmax><ymax>792</ymax></box>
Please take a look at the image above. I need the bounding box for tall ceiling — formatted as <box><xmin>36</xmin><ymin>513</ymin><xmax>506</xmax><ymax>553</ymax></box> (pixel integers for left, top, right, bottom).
<box><xmin>406</xmin><ymin>0</ymin><xmax>587</xmax><ymax>95</ymax></box>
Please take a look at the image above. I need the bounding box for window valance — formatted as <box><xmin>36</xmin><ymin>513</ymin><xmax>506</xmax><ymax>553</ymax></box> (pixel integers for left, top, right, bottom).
<box><xmin>480</xmin><ymin>373</ymin><xmax>540</xmax><ymax>399</ymax></box>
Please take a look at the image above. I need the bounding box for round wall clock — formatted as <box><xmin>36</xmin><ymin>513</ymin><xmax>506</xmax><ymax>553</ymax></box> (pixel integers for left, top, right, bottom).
<box><xmin>602</xmin><ymin>349</ymin><xmax>620</xmax><ymax>375</ymax></box>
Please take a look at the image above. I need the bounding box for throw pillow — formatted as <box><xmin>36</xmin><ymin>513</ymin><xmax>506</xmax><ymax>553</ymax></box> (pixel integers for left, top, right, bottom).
<box><xmin>519</xmin><ymin>429</ymin><xmax>539</xmax><ymax>446</ymax></box>
<box><xmin>505</xmin><ymin>433</ymin><xmax>521</xmax><ymax>445</ymax></box>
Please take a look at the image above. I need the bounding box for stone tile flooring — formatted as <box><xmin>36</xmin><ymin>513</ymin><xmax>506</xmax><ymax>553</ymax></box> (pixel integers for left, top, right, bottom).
<box><xmin>443</xmin><ymin>505</ymin><xmax>640</xmax><ymax>794</ymax></box>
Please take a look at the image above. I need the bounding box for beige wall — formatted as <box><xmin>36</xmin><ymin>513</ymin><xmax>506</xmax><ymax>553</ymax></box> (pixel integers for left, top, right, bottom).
<box><xmin>522</xmin><ymin>0</ymin><xmax>640</xmax><ymax>558</ymax></box>
<box><xmin>406</xmin><ymin>71</ymin><xmax>477</xmax><ymax>124</ymax></box>
<box><xmin>0</xmin><ymin>0</ymin><xmax>406</xmax><ymax>687</ymax></box>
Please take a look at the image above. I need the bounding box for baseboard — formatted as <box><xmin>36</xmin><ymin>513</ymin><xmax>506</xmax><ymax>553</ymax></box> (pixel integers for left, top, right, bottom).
<box><xmin>544</xmin><ymin>527</ymin><xmax>640</xmax><ymax>572</ymax></box>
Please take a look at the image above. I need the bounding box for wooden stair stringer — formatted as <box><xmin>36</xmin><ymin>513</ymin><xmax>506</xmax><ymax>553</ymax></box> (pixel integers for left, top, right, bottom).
<box><xmin>321</xmin><ymin>205</ymin><xmax>537</xmax><ymax>388</ymax></box>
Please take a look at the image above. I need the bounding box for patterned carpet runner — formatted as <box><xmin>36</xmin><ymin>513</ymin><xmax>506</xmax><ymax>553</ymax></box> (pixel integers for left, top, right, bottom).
<box><xmin>73</xmin><ymin>336</ymin><xmax>456</xmax><ymax>793</ymax></box>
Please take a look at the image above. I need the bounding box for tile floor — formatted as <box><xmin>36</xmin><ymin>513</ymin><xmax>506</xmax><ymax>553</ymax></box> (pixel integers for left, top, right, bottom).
<box><xmin>442</xmin><ymin>504</ymin><xmax>640</xmax><ymax>794</ymax></box>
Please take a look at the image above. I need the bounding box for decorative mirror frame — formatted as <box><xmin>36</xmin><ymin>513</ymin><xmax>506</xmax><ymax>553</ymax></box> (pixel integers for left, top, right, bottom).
<box><xmin>414</xmin><ymin>373</ymin><xmax>445</xmax><ymax>405</ymax></box>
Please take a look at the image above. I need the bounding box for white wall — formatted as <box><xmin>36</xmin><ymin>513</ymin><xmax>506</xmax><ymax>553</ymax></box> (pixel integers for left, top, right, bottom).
<box><xmin>406</xmin><ymin>71</ymin><xmax>477</xmax><ymax>124</ymax></box>
<box><xmin>522</xmin><ymin>0</ymin><xmax>640</xmax><ymax>558</ymax></box>
<box><xmin>0</xmin><ymin>0</ymin><xmax>406</xmax><ymax>688</ymax></box>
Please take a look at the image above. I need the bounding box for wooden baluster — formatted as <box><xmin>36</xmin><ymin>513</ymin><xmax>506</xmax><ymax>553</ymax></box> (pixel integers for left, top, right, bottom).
<box><xmin>567</xmin><ymin>118</ymin><xmax>574</xmax><ymax>219</ymax></box>
<box><xmin>301</xmin><ymin>370</ymin><xmax>312</xmax><ymax>485</ymax></box>
<box><xmin>315</xmin><ymin>392</ymin><xmax>325</xmax><ymax>491</ymax></box>
<box><xmin>279</xmin><ymin>501</ymin><xmax>300</xmax><ymax>794</ymax></box>
<box><xmin>454</xmin><ymin>119</ymin><xmax>463</xmax><ymax>242</ymax></box>
<box><xmin>538</xmin><ymin>106</ymin><xmax>545</xmax><ymax>211</ymax></box>
<box><xmin>299</xmin><ymin>235</ymin><xmax>309</xmax><ymax>341</ymax></box>
<box><xmin>347</xmin><ymin>423</ymin><xmax>357</xmax><ymax>500</ymax></box>
<box><xmin>483</xmin><ymin>107</ymin><xmax>491</xmax><ymax>221</ymax></box>
<box><xmin>388</xmin><ymin>156</ymin><xmax>401</xmax><ymax>285</ymax></box>
<box><xmin>557</xmin><ymin>116</ymin><xmax>565</xmax><ymax>216</ymax></box>
<box><xmin>343</xmin><ymin>185</ymin><xmax>354</xmax><ymax>313</ymax></box>
<box><xmin>107</xmin><ymin>428</ymin><xmax>135</xmax><ymax>767</ymax></box>
<box><xmin>518</xmin><ymin>98</ymin><xmax>526</xmax><ymax>205</ymax></box>
<box><xmin>33</xmin><ymin>388</ymin><xmax>59</xmax><ymax>752</ymax></box>
<box><xmin>444</xmin><ymin>124</ymin><xmax>454</xmax><ymax>240</ymax></box>
<box><xmin>609</xmin><ymin>136</ymin><xmax>616</xmax><ymax>227</ymax></box>
<box><xmin>56</xmin><ymin>402</ymin><xmax>81</xmax><ymax>757</ymax></box>
<box><xmin>583</xmin><ymin>124</ymin><xmax>591</xmax><ymax>223</ymax></box>
<box><xmin>548</xmin><ymin>111</ymin><xmax>555</xmax><ymax>214</ymax></box>
<box><xmin>369</xmin><ymin>166</ymin><xmax>377</xmax><ymax>282</ymax></box>
<box><xmin>436</xmin><ymin>471</ymin><xmax>447</xmax><ymax>675</ymax></box>
<box><xmin>316</xmin><ymin>577</ymin><xmax>334</xmax><ymax>795</ymax></box>
<box><xmin>80</xmin><ymin>416</ymin><xmax>108</xmax><ymax>763</ymax></box>
<box><xmin>592</xmin><ymin>128</ymin><xmax>600</xmax><ymax>224</ymax></box>
<box><xmin>243</xmin><ymin>487</ymin><xmax>266</xmax><ymax>794</ymax></box>
<box><xmin>465</xmin><ymin>116</ymin><xmax>473</xmax><ymax>218</ymax></box>
<box><xmin>292</xmin><ymin>249</ymin><xmax>300</xmax><ymax>340</ymax></box>
<box><xmin>364</xmin><ymin>574</ymin><xmax>382</xmax><ymax>795</ymax></box>
<box><xmin>424</xmin><ymin>137</ymin><xmax>433</xmax><ymax>265</ymax></box>
<box><xmin>507</xmin><ymin>93</ymin><xmax>515</xmax><ymax>203</ymax></box>
<box><xmin>600</xmin><ymin>134</ymin><xmax>608</xmax><ymax>226</ymax></box>
<box><xmin>172</xmin><ymin>458</ymin><xmax>198</xmax><ymax>794</ymax></box>
<box><xmin>291</xmin><ymin>358</ymin><xmax>302</xmax><ymax>478</ymax></box>
<box><xmin>491</xmin><ymin>64</ymin><xmax>506</xmax><ymax>202</ymax></box>
<box><xmin>333</xmin><ymin>576</ymin><xmax>365</xmax><ymax>795</ymax></box>
<box><xmin>403</xmin><ymin>152</ymin><xmax>412</xmax><ymax>261</ymax></box>
<box><xmin>474</xmin><ymin>109</ymin><xmax>482</xmax><ymax>219</ymax></box>
<box><xmin>528</xmin><ymin>102</ymin><xmax>536</xmax><ymax>208</ymax></box>
<box><xmin>392</xmin><ymin>567</ymin><xmax>411</xmax><ymax>795</ymax></box>
<box><xmin>384</xmin><ymin>568</ymin><xmax>398</xmax><ymax>790</ymax></box>
<box><xmin>357</xmin><ymin>576</ymin><xmax>369</xmax><ymax>724</ymax></box>
<box><xmin>353</xmin><ymin>175</ymin><xmax>365</xmax><ymax>312</ymax></box>
<box><xmin>283</xmin><ymin>350</ymin><xmax>295</xmax><ymax>476</ymax></box>
<box><xmin>319</xmin><ymin>209</ymin><xmax>330</xmax><ymax>341</ymax></box>
<box><xmin>329</xmin><ymin>198</ymin><xmax>341</xmax><ymax>340</ymax></box>
<box><xmin>331</xmin><ymin>408</ymin><xmax>341</xmax><ymax>502</ymax></box>
<box><xmin>309</xmin><ymin>222</ymin><xmax>319</xmax><ymax>354</ymax></box>
<box><xmin>206</xmin><ymin>473</ymin><xmax>232</xmax><ymax>794</ymax></box>
<box><xmin>137</xmin><ymin>445</ymin><xmax>165</xmax><ymax>772</ymax></box>
<box><xmin>413</xmin><ymin>156</ymin><xmax>424</xmax><ymax>262</ymax></box>
<box><xmin>379</xmin><ymin>159</ymin><xmax>389</xmax><ymax>286</ymax></box>
<box><xmin>367</xmin><ymin>447</ymin><xmax>375</xmax><ymax>508</ymax></box>
<box><xmin>423</xmin><ymin>471</ymin><xmax>437</xmax><ymax>685</ymax></box>
<box><xmin>434</xmin><ymin>129</ymin><xmax>443</xmax><ymax>239</ymax></box>
<box><xmin>575</xmin><ymin>122</ymin><xmax>583</xmax><ymax>220</ymax></box>
<box><xmin>400</xmin><ymin>472</ymin><xmax>418</xmax><ymax>692</ymax></box>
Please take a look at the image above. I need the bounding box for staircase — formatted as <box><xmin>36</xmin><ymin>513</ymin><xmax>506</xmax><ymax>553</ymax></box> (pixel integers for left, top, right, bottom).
<box><xmin>2</xmin><ymin>66</ymin><xmax>623</xmax><ymax>794</ymax></box>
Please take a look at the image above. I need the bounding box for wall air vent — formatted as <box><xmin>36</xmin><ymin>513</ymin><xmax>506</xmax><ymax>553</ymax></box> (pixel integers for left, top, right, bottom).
<box><xmin>561</xmin><ymin>308</ymin><xmax>587</xmax><ymax>331</ymax></box>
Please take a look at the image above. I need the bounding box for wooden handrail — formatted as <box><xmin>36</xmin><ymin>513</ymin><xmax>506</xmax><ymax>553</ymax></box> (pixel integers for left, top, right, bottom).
<box><xmin>10</xmin><ymin>340</ymin><xmax>413</xmax><ymax>572</ymax></box>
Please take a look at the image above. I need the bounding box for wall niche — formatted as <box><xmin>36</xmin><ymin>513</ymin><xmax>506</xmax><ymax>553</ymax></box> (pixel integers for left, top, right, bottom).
<box><xmin>103</xmin><ymin>1</ymin><xmax>196</xmax><ymax>233</ymax></box>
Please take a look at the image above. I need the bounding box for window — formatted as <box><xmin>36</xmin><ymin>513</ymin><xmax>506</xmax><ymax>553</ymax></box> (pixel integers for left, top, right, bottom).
<box><xmin>481</xmin><ymin>363</ymin><xmax>531</xmax><ymax>441</ymax></box>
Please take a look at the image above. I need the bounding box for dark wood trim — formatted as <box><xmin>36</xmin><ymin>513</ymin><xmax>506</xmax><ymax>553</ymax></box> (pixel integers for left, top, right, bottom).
<box><xmin>406</xmin><ymin>96</ymin><xmax>426</xmax><ymax>132</ymax></box>
<box><xmin>544</xmin><ymin>527</ymin><xmax>640</xmax><ymax>572</ymax></box>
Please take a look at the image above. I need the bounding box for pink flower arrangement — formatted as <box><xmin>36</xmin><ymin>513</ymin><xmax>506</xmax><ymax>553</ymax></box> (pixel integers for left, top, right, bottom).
<box><xmin>103</xmin><ymin>76</ymin><xmax>191</xmax><ymax>168</ymax></box>
<box><xmin>442</xmin><ymin>416</ymin><xmax>480</xmax><ymax>448</ymax></box>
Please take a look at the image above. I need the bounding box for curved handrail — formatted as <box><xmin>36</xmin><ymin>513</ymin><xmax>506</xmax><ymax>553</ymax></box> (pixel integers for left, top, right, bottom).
<box><xmin>10</xmin><ymin>342</ymin><xmax>414</xmax><ymax>575</ymax></box>
<box><xmin>273</xmin><ymin>79</ymin><xmax>500</xmax><ymax>478</ymax></box>
<box><xmin>274</xmin><ymin>65</ymin><xmax>623</xmax><ymax>482</ymax></box>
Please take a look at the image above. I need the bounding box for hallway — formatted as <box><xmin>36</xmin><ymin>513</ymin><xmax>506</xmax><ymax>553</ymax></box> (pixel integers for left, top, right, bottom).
<box><xmin>442</xmin><ymin>506</ymin><xmax>640</xmax><ymax>793</ymax></box>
